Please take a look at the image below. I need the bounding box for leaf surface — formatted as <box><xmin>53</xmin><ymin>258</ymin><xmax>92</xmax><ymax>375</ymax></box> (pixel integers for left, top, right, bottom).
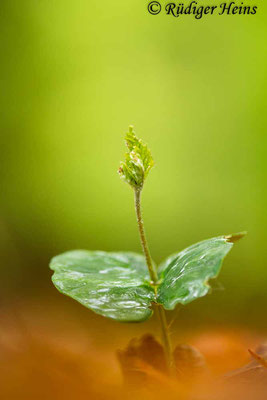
<box><xmin>50</xmin><ymin>251</ymin><xmax>155</xmax><ymax>322</ymax></box>
<box><xmin>50</xmin><ymin>233</ymin><xmax>245</xmax><ymax>321</ymax></box>
<box><xmin>157</xmin><ymin>233</ymin><xmax>245</xmax><ymax>310</ymax></box>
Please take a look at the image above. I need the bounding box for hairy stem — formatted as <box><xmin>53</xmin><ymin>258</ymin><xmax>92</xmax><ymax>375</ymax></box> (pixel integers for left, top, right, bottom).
<box><xmin>134</xmin><ymin>189</ymin><xmax>158</xmax><ymax>283</ymax></box>
<box><xmin>134</xmin><ymin>189</ymin><xmax>174</xmax><ymax>373</ymax></box>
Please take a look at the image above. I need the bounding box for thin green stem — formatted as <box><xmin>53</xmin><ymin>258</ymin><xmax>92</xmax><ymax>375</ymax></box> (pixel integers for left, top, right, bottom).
<box><xmin>134</xmin><ymin>188</ymin><xmax>174</xmax><ymax>374</ymax></box>
<box><xmin>134</xmin><ymin>189</ymin><xmax>158</xmax><ymax>283</ymax></box>
<box><xmin>156</xmin><ymin>305</ymin><xmax>173</xmax><ymax>372</ymax></box>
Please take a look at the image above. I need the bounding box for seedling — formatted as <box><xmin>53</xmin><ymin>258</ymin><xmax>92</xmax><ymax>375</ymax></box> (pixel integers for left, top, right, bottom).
<box><xmin>50</xmin><ymin>126</ymin><xmax>245</xmax><ymax>374</ymax></box>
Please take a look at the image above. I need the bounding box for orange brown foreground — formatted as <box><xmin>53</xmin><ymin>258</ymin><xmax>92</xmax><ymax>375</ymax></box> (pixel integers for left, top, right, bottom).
<box><xmin>0</xmin><ymin>306</ymin><xmax>266</xmax><ymax>400</ymax></box>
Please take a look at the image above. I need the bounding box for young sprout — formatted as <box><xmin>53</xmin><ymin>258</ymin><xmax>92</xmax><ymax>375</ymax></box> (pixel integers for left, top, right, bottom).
<box><xmin>118</xmin><ymin>126</ymin><xmax>172</xmax><ymax>368</ymax></box>
<box><xmin>50</xmin><ymin>125</ymin><xmax>245</xmax><ymax>376</ymax></box>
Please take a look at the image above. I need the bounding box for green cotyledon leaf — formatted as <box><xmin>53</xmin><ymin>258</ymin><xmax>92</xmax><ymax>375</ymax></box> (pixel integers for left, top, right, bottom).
<box><xmin>50</xmin><ymin>251</ymin><xmax>155</xmax><ymax>322</ymax></box>
<box><xmin>157</xmin><ymin>233</ymin><xmax>246</xmax><ymax>310</ymax></box>
<box><xmin>50</xmin><ymin>233</ymin><xmax>245</xmax><ymax>321</ymax></box>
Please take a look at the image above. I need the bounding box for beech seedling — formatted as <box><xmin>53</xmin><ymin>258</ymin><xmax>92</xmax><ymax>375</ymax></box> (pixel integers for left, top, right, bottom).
<box><xmin>50</xmin><ymin>126</ymin><xmax>245</xmax><ymax>371</ymax></box>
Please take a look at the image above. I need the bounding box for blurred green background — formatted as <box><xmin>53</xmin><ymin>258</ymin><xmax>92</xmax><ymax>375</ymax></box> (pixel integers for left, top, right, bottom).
<box><xmin>0</xmin><ymin>0</ymin><xmax>266</xmax><ymax>330</ymax></box>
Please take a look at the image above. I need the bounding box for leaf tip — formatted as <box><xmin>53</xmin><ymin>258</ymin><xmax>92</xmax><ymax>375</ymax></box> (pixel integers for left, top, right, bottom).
<box><xmin>224</xmin><ymin>231</ymin><xmax>247</xmax><ymax>243</ymax></box>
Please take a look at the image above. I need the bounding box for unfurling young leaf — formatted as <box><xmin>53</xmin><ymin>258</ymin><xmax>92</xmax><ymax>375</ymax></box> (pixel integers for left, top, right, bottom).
<box><xmin>118</xmin><ymin>126</ymin><xmax>154</xmax><ymax>189</ymax></box>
